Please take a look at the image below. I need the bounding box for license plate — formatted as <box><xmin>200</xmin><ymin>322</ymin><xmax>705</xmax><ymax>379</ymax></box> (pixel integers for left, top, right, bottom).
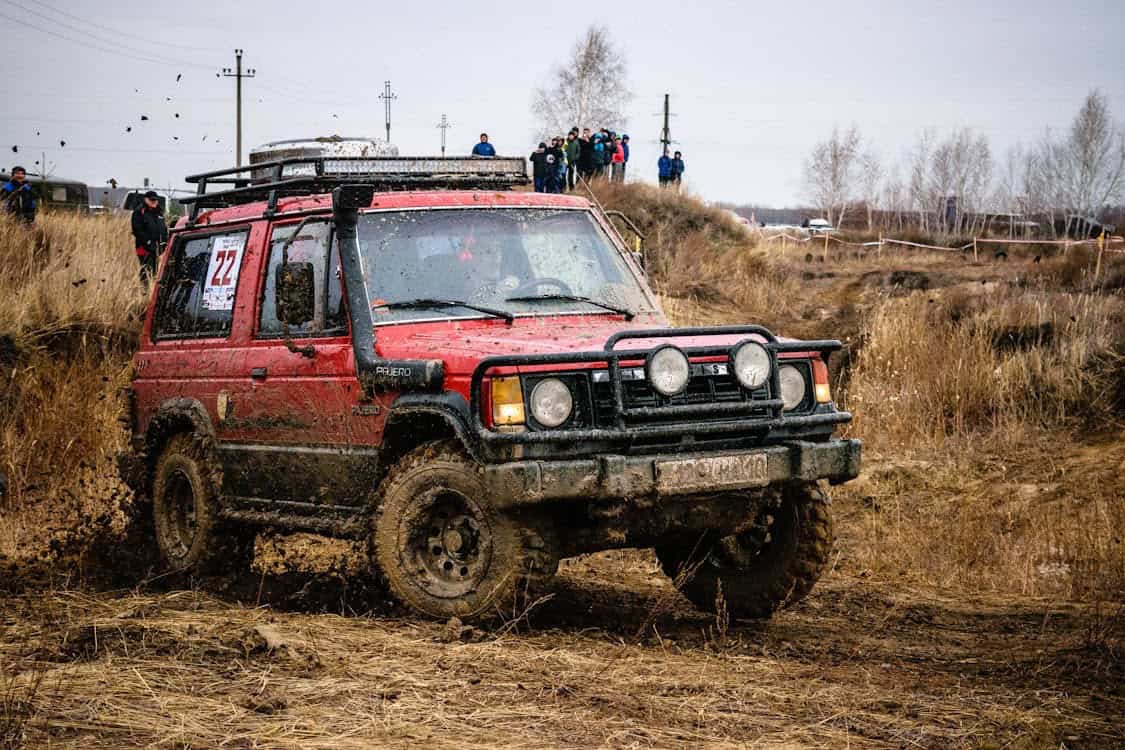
<box><xmin>655</xmin><ymin>453</ymin><xmax>769</xmax><ymax>495</ymax></box>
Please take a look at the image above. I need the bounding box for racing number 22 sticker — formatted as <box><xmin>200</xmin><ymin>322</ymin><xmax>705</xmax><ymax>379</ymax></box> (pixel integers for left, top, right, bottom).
<box><xmin>201</xmin><ymin>234</ymin><xmax>246</xmax><ymax>311</ymax></box>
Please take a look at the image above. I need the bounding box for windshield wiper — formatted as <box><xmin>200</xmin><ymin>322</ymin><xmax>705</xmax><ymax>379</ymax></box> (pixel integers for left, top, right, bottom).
<box><xmin>372</xmin><ymin>298</ymin><xmax>514</xmax><ymax>324</ymax></box>
<box><xmin>505</xmin><ymin>293</ymin><xmax>635</xmax><ymax>320</ymax></box>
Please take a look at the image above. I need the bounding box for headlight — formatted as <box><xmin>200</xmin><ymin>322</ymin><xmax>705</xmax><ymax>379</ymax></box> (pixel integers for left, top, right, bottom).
<box><xmin>731</xmin><ymin>342</ymin><xmax>771</xmax><ymax>389</ymax></box>
<box><xmin>529</xmin><ymin>378</ymin><xmax>573</xmax><ymax>428</ymax></box>
<box><xmin>779</xmin><ymin>364</ymin><xmax>807</xmax><ymax>410</ymax></box>
<box><xmin>647</xmin><ymin>346</ymin><xmax>690</xmax><ymax>396</ymax></box>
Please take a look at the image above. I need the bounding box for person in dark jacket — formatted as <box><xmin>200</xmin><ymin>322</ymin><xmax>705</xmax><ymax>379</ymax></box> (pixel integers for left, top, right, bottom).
<box><xmin>657</xmin><ymin>151</ymin><xmax>673</xmax><ymax>187</ymax></box>
<box><xmin>2</xmin><ymin>166</ymin><xmax>36</xmax><ymax>224</ymax></box>
<box><xmin>529</xmin><ymin>142</ymin><xmax>550</xmax><ymax>193</ymax></box>
<box><xmin>471</xmin><ymin>133</ymin><xmax>496</xmax><ymax>157</ymax></box>
<box><xmin>671</xmin><ymin>151</ymin><xmax>685</xmax><ymax>188</ymax></box>
<box><xmin>547</xmin><ymin>137</ymin><xmax>567</xmax><ymax>193</ymax></box>
<box><xmin>132</xmin><ymin>191</ymin><xmax>168</xmax><ymax>279</ymax></box>
<box><xmin>577</xmin><ymin>129</ymin><xmax>596</xmax><ymax>181</ymax></box>
<box><xmin>564</xmin><ymin>131</ymin><xmax>581</xmax><ymax>190</ymax></box>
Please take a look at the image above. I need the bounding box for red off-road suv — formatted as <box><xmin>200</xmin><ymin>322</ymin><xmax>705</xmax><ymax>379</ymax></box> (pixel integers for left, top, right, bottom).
<box><xmin>121</xmin><ymin>154</ymin><xmax>860</xmax><ymax>622</ymax></box>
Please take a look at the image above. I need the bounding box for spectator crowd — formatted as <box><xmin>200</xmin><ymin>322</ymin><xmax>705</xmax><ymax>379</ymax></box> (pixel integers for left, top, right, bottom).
<box><xmin>471</xmin><ymin>130</ymin><xmax>684</xmax><ymax>193</ymax></box>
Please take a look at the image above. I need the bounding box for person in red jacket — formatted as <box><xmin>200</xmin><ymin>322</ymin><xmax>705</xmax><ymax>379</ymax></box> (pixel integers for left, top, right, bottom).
<box><xmin>610</xmin><ymin>137</ymin><xmax>626</xmax><ymax>182</ymax></box>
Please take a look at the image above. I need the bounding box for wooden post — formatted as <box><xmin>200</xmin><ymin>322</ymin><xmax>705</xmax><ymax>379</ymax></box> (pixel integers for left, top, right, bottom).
<box><xmin>972</xmin><ymin>237</ymin><xmax>978</xmax><ymax>263</ymax></box>
<box><xmin>823</xmin><ymin>232</ymin><xmax>829</xmax><ymax>262</ymax></box>
<box><xmin>1095</xmin><ymin>230</ymin><xmax>1106</xmax><ymax>280</ymax></box>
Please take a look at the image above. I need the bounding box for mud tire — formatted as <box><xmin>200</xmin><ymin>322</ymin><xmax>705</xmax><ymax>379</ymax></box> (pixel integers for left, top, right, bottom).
<box><xmin>151</xmin><ymin>433</ymin><xmax>252</xmax><ymax>575</ymax></box>
<box><xmin>371</xmin><ymin>441</ymin><xmax>557</xmax><ymax>622</ymax></box>
<box><xmin>655</xmin><ymin>482</ymin><xmax>834</xmax><ymax>620</ymax></box>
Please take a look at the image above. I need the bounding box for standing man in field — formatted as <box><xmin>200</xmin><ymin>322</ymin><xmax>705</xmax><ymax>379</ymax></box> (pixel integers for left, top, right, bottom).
<box><xmin>564</xmin><ymin>130</ymin><xmax>580</xmax><ymax>190</ymax></box>
<box><xmin>2</xmin><ymin>166</ymin><xmax>36</xmax><ymax>224</ymax></box>
<box><xmin>471</xmin><ymin>133</ymin><xmax>496</xmax><ymax>157</ymax></box>
<box><xmin>132</xmin><ymin>191</ymin><xmax>167</xmax><ymax>280</ymax></box>
<box><xmin>657</xmin><ymin>150</ymin><xmax>673</xmax><ymax>187</ymax></box>
<box><xmin>671</xmin><ymin>151</ymin><xmax>685</xmax><ymax>188</ymax></box>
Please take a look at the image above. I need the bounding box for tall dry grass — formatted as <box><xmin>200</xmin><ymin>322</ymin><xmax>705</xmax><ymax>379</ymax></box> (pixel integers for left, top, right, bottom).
<box><xmin>0</xmin><ymin>213</ymin><xmax>145</xmax><ymax>560</ymax></box>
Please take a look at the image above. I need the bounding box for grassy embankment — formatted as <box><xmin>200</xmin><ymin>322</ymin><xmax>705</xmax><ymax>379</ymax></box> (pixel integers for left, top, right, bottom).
<box><xmin>2</xmin><ymin>187</ymin><xmax>1124</xmax><ymax>600</ymax></box>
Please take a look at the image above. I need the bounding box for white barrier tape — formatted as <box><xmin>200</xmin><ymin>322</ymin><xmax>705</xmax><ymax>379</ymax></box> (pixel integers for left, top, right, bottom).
<box><xmin>971</xmin><ymin>237</ymin><xmax>1123</xmax><ymax>246</ymax></box>
<box><xmin>881</xmin><ymin>238</ymin><xmax>963</xmax><ymax>252</ymax></box>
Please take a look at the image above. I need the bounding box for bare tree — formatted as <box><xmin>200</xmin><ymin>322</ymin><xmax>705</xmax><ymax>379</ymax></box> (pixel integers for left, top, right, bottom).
<box><xmin>858</xmin><ymin>149</ymin><xmax>882</xmax><ymax>232</ymax></box>
<box><xmin>803</xmin><ymin>126</ymin><xmax>862</xmax><ymax>227</ymax></box>
<box><xmin>531</xmin><ymin>27</ymin><xmax>633</xmax><ymax>137</ymax></box>
<box><xmin>904</xmin><ymin>128</ymin><xmax>992</xmax><ymax>236</ymax></box>
<box><xmin>1061</xmin><ymin>90</ymin><xmax>1125</xmax><ymax>231</ymax></box>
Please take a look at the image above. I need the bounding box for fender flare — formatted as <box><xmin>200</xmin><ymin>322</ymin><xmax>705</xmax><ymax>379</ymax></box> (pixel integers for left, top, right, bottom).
<box><xmin>381</xmin><ymin>391</ymin><xmax>482</xmax><ymax>464</ymax></box>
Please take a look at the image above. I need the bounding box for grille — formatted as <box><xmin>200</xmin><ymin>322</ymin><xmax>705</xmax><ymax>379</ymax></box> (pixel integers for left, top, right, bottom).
<box><xmin>589</xmin><ymin>363</ymin><xmax>771</xmax><ymax>427</ymax></box>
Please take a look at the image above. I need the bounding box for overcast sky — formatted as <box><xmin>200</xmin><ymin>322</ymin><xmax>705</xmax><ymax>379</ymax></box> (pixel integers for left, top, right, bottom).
<box><xmin>2</xmin><ymin>0</ymin><xmax>1123</xmax><ymax>206</ymax></box>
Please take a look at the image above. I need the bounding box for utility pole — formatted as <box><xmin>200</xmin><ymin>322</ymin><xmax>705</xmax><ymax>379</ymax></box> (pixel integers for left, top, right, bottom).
<box><xmin>435</xmin><ymin>114</ymin><xmax>452</xmax><ymax>156</ymax></box>
<box><xmin>379</xmin><ymin>81</ymin><xmax>397</xmax><ymax>144</ymax></box>
<box><xmin>659</xmin><ymin>93</ymin><xmax>672</xmax><ymax>155</ymax></box>
<box><xmin>222</xmin><ymin>49</ymin><xmax>256</xmax><ymax>167</ymax></box>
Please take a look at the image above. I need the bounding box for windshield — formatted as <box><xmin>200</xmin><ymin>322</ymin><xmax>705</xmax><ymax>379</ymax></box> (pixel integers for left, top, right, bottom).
<box><xmin>356</xmin><ymin>208</ymin><xmax>655</xmax><ymax>323</ymax></box>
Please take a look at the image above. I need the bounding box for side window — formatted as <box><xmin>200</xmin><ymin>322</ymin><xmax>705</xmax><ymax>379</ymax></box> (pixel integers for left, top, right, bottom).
<box><xmin>259</xmin><ymin>221</ymin><xmax>346</xmax><ymax>338</ymax></box>
<box><xmin>153</xmin><ymin>229</ymin><xmax>248</xmax><ymax>339</ymax></box>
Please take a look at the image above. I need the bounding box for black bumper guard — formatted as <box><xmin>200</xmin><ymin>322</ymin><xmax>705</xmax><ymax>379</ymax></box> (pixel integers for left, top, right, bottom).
<box><xmin>469</xmin><ymin>325</ymin><xmax>851</xmax><ymax>444</ymax></box>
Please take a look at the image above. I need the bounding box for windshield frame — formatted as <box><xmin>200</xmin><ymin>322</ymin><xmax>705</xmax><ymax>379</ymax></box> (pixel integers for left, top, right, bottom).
<box><xmin>354</xmin><ymin>205</ymin><xmax>660</xmax><ymax>327</ymax></box>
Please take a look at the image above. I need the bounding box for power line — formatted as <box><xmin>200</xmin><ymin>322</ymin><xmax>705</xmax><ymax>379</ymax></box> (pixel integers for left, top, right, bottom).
<box><xmin>11</xmin><ymin>143</ymin><xmax>227</xmax><ymax>155</ymax></box>
<box><xmin>33</xmin><ymin>0</ymin><xmax>222</xmax><ymax>53</ymax></box>
<box><xmin>0</xmin><ymin>8</ymin><xmax>211</xmax><ymax>71</ymax></box>
<box><xmin>2</xmin><ymin>1</ymin><xmax>212</xmax><ymax>70</ymax></box>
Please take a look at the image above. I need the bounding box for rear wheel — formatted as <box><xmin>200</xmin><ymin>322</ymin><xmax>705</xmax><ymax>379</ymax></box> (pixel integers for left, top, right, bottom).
<box><xmin>655</xmin><ymin>482</ymin><xmax>834</xmax><ymax>619</ymax></box>
<box><xmin>151</xmin><ymin>433</ymin><xmax>252</xmax><ymax>574</ymax></box>
<box><xmin>372</xmin><ymin>442</ymin><xmax>557</xmax><ymax>622</ymax></box>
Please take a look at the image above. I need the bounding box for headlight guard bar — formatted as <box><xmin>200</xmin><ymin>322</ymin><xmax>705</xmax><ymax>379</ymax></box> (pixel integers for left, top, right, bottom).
<box><xmin>469</xmin><ymin>325</ymin><xmax>848</xmax><ymax>444</ymax></box>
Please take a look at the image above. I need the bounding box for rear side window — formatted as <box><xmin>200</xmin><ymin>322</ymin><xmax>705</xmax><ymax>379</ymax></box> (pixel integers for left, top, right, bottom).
<box><xmin>258</xmin><ymin>221</ymin><xmax>346</xmax><ymax>338</ymax></box>
<box><xmin>153</xmin><ymin>229</ymin><xmax>249</xmax><ymax>339</ymax></box>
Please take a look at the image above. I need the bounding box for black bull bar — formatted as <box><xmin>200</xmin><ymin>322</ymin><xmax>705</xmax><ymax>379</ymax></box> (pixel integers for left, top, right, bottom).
<box><xmin>468</xmin><ymin>325</ymin><xmax>852</xmax><ymax>445</ymax></box>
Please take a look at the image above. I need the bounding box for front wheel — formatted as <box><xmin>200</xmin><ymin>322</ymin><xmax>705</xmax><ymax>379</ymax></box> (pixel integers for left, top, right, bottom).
<box><xmin>151</xmin><ymin>433</ymin><xmax>253</xmax><ymax>575</ymax></box>
<box><xmin>371</xmin><ymin>442</ymin><xmax>557</xmax><ymax>622</ymax></box>
<box><xmin>655</xmin><ymin>482</ymin><xmax>834</xmax><ymax>620</ymax></box>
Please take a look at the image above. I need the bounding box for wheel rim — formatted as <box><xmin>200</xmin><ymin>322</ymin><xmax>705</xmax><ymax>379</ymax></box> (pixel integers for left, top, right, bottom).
<box><xmin>400</xmin><ymin>487</ymin><xmax>493</xmax><ymax>599</ymax></box>
<box><xmin>163</xmin><ymin>468</ymin><xmax>198</xmax><ymax>559</ymax></box>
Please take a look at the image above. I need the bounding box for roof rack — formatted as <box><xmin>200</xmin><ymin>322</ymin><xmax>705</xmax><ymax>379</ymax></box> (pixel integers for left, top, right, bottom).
<box><xmin>180</xmin><ymin>155</ymin><xmax>529</xmax><ymax>223</ymax></box>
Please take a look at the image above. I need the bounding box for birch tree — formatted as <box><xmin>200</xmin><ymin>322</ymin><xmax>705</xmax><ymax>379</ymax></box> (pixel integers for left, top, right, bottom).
<box><xmin>802</xmin><ymin>126</ymin><xmax>862</xmax><ymax>228</ymax></box>
<box><xmin>531</xmin><ymin>27</ymin><xmax>633</xmax><ymax>137</ymax></box>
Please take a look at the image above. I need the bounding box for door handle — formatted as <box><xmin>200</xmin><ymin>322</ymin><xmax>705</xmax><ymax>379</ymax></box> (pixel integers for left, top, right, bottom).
<box><xmin>250</xmin><ymin>367</ymin><xmax>267</xmax><ymax>380</ymax></box>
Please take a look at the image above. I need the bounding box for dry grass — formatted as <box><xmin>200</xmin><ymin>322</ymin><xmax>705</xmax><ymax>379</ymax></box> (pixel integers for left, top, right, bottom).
<box><xmin>0</xmin><ymin>213</ymin><xmax>143</xmax><ymax>561</ymax></box>
<box><xmin>0</xmin><ymin>562</ymin><xmax>1120</xmax><ymax>749</ymax></box>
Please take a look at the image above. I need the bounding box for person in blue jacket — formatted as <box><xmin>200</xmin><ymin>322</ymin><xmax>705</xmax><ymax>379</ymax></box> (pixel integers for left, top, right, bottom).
<box><xmin>471</xmin><ymin>133</ymin><xmax>496</xmax><ymax>157</ymax></box>
<box><xmin>671</xmin><ymin>151</ymin><xmax>685</xmax><ymax>188</ymax></box>
<box><xmin>657</xmin><ymin>150</ymin><xmax>673</xmax><ymax>187</ymax></box>
<box><xmin>2</xmin><ymin>166</ymin><xmax>36</xmax><ymax>223</ymax></box>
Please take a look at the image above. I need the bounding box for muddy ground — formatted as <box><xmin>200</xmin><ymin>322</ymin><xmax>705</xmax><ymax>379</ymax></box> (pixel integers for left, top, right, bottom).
<box><xmin>1</xmin><ymin>547</ymin><xmax>1121</xmax><ymax>749</ymax></box>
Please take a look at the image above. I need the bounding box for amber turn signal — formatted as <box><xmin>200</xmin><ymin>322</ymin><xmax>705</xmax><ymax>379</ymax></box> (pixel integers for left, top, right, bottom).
<box><xmin>491</xmin><ymin>376</ymin><xmax>526</xmax><ymax>425</ymax></box>
<box><xmin>811</xmin><ymin>359</ymin><xmax>832</xmax><ymax>403</ymax></box>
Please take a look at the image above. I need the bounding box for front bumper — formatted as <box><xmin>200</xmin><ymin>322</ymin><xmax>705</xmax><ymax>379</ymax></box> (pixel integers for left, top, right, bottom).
<box><xmin>483</xmin><ymin>438</ymin><xmax>861</xmax><ymax>508</ymax></box>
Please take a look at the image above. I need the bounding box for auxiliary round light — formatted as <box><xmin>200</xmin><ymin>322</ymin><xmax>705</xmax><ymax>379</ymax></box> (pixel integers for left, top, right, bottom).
<box><xmin>529</xmin><ymin>378</ymin><xmax>574</xmax><ymax>428</ymax></box>
<box><xmin>647</xmin><ymin>346</ymin><xmax>691</xmax><ymax>396</ymax></box>
<box><xmin>731</xmin><ymin>341</ymin><xmax>771</xmax><ymax>390</ymax></box>
<box><xmin>779</xmin><ymin>364</ymin><xmax>807</xmax><ymax>410</ymax></box>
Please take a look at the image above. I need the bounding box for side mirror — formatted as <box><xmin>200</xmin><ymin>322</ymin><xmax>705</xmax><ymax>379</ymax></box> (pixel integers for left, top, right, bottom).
<box><xmin>276</xmin><ymin>261</ymin><xmax>315</xmax><ymax>326</ymax></box>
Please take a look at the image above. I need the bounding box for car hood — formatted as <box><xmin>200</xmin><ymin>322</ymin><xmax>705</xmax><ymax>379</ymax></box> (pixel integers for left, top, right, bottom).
<box><xmin>373</xmin><ymin>314</ymin><xmax>789</xmax><ymax>377</ymax></box>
